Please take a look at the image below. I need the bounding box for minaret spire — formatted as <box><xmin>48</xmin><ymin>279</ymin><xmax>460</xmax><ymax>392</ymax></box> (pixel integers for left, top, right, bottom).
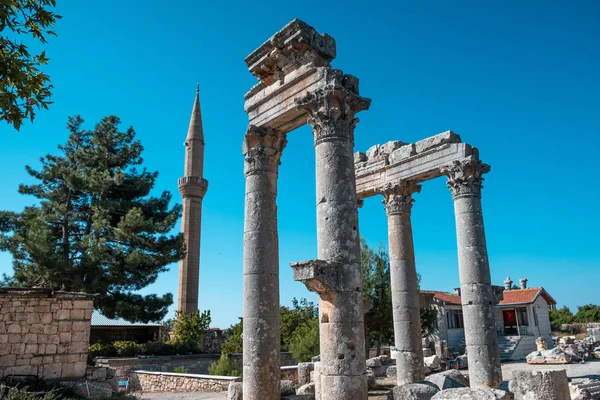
<box><xmin>178</xmin><ymin>84</ymin><xmax>208</xmax><ymax>313</ymax></box>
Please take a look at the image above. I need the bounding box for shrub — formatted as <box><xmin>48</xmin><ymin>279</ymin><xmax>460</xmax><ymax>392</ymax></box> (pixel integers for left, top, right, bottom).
<box><xmin>173</xmin><ymin>366</ymin><xmax>188</xmax><ymax>374</ymax></box>
<box><xmin>171</xmin><ymin>310</ymin><xmax>211</xmax><ymax>351</ymax></box>
<box><xmin>112</xmin><ymin>341</ymin><xmax>142</xmax><ymax>357</ymax></box>
<box><xmin>208</xmin><ymin>353</ymin><xmax>239</xmax><ymax>377</ymax></box>
<box><xmin>289</xmin><ymin>318</ymin><xmax>320</xmax><ymax>362</ymax></box>
<box><xmin>221</xmin><ymin>318</ymin><xmax>243</xmax><ymax>354</ymax></box>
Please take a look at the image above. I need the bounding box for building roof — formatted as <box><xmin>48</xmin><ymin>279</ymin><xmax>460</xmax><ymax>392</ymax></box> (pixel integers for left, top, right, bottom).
<box><xmin>498</xmin><ymin>287</ymin><xmax>556</xmax><ymax>306</ymax></box>
<box><xmin>91</xmin><ymin>311</ymin><xmax>162</xmax><ymax>327</ymax></box>
<box><xmin>422</xmin><ymin>291</ymin><xmax>462</xmax><ymax>306</ymax></box>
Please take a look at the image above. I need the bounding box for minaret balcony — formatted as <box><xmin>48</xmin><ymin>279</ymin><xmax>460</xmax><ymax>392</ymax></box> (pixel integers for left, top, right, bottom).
<box><xmin>178</xmin><ymin>176</ymin><xmax>208</xmax><ymax>198</ymax></box>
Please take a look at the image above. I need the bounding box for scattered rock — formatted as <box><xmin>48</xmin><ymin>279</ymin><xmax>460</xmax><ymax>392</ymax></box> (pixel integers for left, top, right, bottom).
<box><xmin>280</xmin><ymin>380</ymin><xmax>296</xmax><ymax>396</ymax></box>
<box><xmin>424</xmin><ymin>355</ymin><xmax>441</xmax><ymax>371</ymax></box>
<box><xmin>526</xmin><ymin>347</ymin><xmax>572</xmax><ymax>364</ymax></box>
<box><xmin>425</xmin><ymin>370</ymin><xmax>468</xmax><ymax>390</ymax></box>
<box><xmin>386</xmin><ymin>366</ymin><xmax>397</xmax><ymax>378</ymax></box>
<box><xmin>228</xmin><ymin>382</ymin><xmax>243</xmax><ymax>400</ymax></box>
<box><xmin>298</xmin><ymin>362</ymin><xmax>314</xmax><ymax>386</ymax></box>
<box><xmin>509</xmin><ymin>369</ymin><xmax>571</xmax><ymax>400</ymax></box>
<box><xmin>431</xmin><ymin>388</ymin><xmax>513</xmax><ymax>399</ymax></box>
<box><xmin>387</xmin><ymin>382</ymin><xmax>439</xmax><ymax>400</ymax></box>
<box><xmin>367</xmin><ymin>357</ymin><xmax>382</xmax><ymax>367</ymax></box>
<box><xmin>297</xmin><ymin>382</ymin><xmax>315</xmax><ymax>395</ymax></box>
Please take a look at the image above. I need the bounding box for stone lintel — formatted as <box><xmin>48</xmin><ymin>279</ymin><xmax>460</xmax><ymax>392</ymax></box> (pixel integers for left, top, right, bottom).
<box><xmin>245</xmin><ymin>19</ymin><xmax>336</xmax><ymax>87</ymax></box>
<box><xmin>290</xmin><ymin>259</ymin><xmax>339</xmax><ymax>293</ymax></box>
<box><xmin>355</xmin><ymin>139</ymin><xmax>479</xmax><ymax>199</ymax></box>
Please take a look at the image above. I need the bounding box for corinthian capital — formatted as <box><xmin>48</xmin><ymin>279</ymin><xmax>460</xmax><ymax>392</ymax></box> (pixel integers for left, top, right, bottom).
<box><xmin>380</xmin><ymin>181</ymin><xmax>421</xmax><ymax>215</ymax></box>
<box><xmin>296</xmin><ymin>69</ymin><xmax>371</xmax><ymax>146</ymax></box>
<box><xmin>242</xmin><ymin>125</ymin><xmax>287</xmax><ymax>176</ymax></box>
<box><xmin>440</xmin><ymin>159</ymin><xmax>490</xmax><ymax>199</ymax></box>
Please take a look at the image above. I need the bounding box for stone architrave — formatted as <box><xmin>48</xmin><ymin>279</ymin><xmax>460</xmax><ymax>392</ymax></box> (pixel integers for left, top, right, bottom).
<box><xmin>381</xmin><ymin>181</ymin><xmax>425</xmax><ymax>385</ymax></box>
<box><xmin>295</xmin><ymin>69</ymin><xmax>371</xmax><ymax>400</ymax></box>
<box><xmin>440</xmin><ymin>158</ymin><xmax>502</xmax><ymax>389</ymax></box>
<box><xmin>242</xmin><ymin>125</ymin><xmax>287</xmax><ymax>400</ymax></box>
<box><xmin>178</xmin><ymin>86</ymin><xmax>208</xmax><ymax>312</ymax></box>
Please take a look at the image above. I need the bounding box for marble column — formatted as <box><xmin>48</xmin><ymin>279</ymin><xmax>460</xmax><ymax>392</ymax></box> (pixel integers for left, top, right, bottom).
<box><xmin>242</xmin><ymin>125</ymin><xmax>287</xmax><ymax>400</ymax></box>
<box><xmin>381</xmin><ymin>181</ymin><xmax>424</xmax><ymax>385</ymax></box>
<box><xmin>441</xmin><ymin>159</ymin><xmax>502</xmax><ymax>389</ymax></box>
<box><xmin>297</xmin><ymin>71</ymin><xmax>371</xmax><ymax>400</ymax></box>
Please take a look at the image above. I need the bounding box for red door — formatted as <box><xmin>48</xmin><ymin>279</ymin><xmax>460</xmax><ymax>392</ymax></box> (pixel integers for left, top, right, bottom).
<box><xmin>503</xmin><ymin>309</ymin><xmax>517</xmax><ymax>335</ymax></box>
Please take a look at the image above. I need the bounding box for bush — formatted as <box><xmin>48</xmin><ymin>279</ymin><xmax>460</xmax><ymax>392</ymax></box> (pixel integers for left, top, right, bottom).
<box><xmin>88</xmin><ymin>340</ymin><xmax>202</xmax><ymax>363</ymax></box>
<box><xmin>171</xmin><ymin>310</ymin><xmax>211</xmax><ymax>351</ymax></box>
<box><xmin>208</xmin><ymin>353</ymin><xmax>239</xmax><ymax>377</ymax></box>
<box><xmin>221</xmin><ymin>318</ymin><xmax>243</xmax><ymax>354</ymax></box>
<box><xmin>289</xmin><ymin>318</ymin><xmax>320</xmax><ymax>362</ymax></box>
<box><xmin>173</xmin><ymin>366</ymin><xmax>188</xmax><ymax>374</ymax></box>
<box><xmin>550</xmin><ymin>306</ymin><xmax>575</xmax><ymax>329</ymax></box>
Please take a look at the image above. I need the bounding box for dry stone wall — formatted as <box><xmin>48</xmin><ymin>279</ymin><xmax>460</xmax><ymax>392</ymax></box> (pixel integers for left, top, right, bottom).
<box><xmin>130</xmin><ymin>371</ymin><xmax>240</xmax><ymax>392</ymax></box>
<box><xmin>0</xmin><ymin>288</ymin><xmax>93</xmax><ymax>379</ymax></box>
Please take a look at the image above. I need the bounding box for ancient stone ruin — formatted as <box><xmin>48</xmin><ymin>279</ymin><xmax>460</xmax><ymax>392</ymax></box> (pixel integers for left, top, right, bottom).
<box><xmin>240</xmin><ymin>19</ymin><xmax>503</xmax><ymax>400</ymax></box>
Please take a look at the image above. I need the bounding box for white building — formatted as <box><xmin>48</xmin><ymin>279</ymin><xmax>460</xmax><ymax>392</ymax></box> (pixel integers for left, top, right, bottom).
<box><xmin>424</xmin><ymin>278</ymin><xmax>557</xmax><ymax>361</ymax></box>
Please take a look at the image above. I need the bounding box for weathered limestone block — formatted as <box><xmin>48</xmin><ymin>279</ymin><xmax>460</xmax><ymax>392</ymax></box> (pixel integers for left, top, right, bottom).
<box><xmin>424</xmin><ymin>355</ymin><xmax>441</xmax><ymax>371</ymax></box>
<box><xmin>281</xmin><ymin>380</ymin><xmax>296</xmax><ymax>396</ymax></box>
<box><xmin>366</xmin><ymin>357</ymin><xmax>382</xmax><ymax>368</ymax></box>
<box><xmin>431</xmin><ymin>388</ymin><xmax>513</xmax><ymax>399</ymax></box>
<box><xmin>388</xmin><ymin>144</ymin><xmax>416</xmax><ymax>164</ymax></box>
<box><xmin>509</xmin><ymin>369</ymin><xmax>572</xmax><ymax>400</ymax></box>
<box><xmin>425</xmin><ymin>370</ymin><xmax>469</xmax><ymax>390</ymax></box>
<box><xmin>387</xmin><ymin>383</ymin><xmax>439</xmax><ymax>400</ymax></box>
<box><xmin>290</xmin><ymin>260</ymin><xmax>339</xmax><ymax>293</ymax></box>
<box><xmin>297</xmin><ymin>382</ymin><xmax>315</xmax><ymax>395</ymax></box>
<box><xmin>526</xmin><ymin>347</ymin><xmax>572</xmax><ymax>364</ymax></box>
<box><xmin>228</xmin><ymin>381</ymin><xmax>244</xmax><ymax>400</ymax></box>
<box><xmin>414</xmin><ymin>131</ymin><xmax>461</xmax><ymax>154</ymax></box>
<box><xmin>298</xmin><ymin>362</ymin><xmax>314</xmax><ymax>386</ymax></box>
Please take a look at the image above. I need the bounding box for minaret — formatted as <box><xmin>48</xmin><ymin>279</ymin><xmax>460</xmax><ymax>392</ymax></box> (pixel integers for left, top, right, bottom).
<box><xmin>177</xmin><ymin>84</ymin><xmax>208</xmax><ymax>313</ymax></box>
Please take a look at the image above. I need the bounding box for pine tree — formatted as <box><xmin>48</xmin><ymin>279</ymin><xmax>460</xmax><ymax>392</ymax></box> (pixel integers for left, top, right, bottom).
<box><xmin>0</xmin><ymin>115</ymin><xmax>184</xmax><ymax>322</ymax></box>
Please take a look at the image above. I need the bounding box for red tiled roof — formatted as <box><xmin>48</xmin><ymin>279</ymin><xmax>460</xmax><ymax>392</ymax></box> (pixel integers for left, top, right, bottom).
<box><xmin>422</xmin><ymin>288</ymin><xmax>557</xmax><ymax>307</ymax></box>
<box><xmin>499</xmin><ymin>288</ymin><xmax>541</xmax><ymax>305</ymax></box>
<box><xmin>422</xmin><ymin>290</ymin><xmax>462</xmax><ymax>305</ymax></box>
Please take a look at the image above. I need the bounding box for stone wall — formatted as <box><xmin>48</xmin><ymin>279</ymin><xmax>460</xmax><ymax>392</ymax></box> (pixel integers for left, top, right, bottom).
<box><xmin>130</xmin><ymin>370</ymin><xmax>240</xmax><ymax>392</ymax></box>
<box><xmin>95</xmin><ymin>352</ymin><xmax>297</xmax><ymax>377</ymax></box>
<box><xmin>0</xmin><ymin>288</ymin><xmax>93</xmax><ymax>379</ymax></box>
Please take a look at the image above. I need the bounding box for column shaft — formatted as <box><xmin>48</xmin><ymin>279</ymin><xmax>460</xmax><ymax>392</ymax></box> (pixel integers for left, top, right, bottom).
<box><xmin>297</xmin><ymin>72</ymin><xmax>371</xmax><ymax>400</ymax></box>
<box><xmin>383</xmin><ymin>182</ymin><xmax>424</xmax><ymax>385</ymax></box>
<box><xmin>242</xmin><ymin>126</ymin><xmax>286</xmax><ymax>400</ymax></box>
<box><xmin>177</xmin><ymin>197</ymin><xmax>202</xmax><ymax>312</ymax></box>
<box><xmin>442</xmin><ymin>159</ymin><xmax>502</xmax><ymax>389</ymax></box>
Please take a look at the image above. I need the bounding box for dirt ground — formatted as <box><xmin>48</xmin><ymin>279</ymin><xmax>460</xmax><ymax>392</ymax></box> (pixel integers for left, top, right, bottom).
<box><xmin>131</xmin><ymin>360</ymin><xmax>600</xmax><ymax>399</ymax></box>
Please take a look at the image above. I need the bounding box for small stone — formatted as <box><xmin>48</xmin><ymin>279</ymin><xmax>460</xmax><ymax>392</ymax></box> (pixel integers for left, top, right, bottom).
<box><xmin>386</xmin><ymin>365</ymin><xmax>397</xmax><ymax>378</ymax></box>
<box><xmin>424</xmin><ymin>355</ymin><xmax>441</xmax><ymax>370</ymax></box>
<box><xmin>297</xmin><ymin>382</ymin><xmax>315</xmax><ymax>394</ymax></box>
<box><xmin>425</xmin><ymin>370</ymin><xmax>469</xmax><ymax>390</ymax></box>
<box><xmin>388</xmin><ymin>383</ymin><xmax>439</xmax><ymax>400</ymax></box>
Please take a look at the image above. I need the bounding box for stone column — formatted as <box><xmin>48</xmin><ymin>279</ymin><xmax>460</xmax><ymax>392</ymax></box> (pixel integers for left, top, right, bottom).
<box><xmin>441</xmin><ymin>159</ymin><xmax>502</xmax><ymax>389</ymax></box>
<box><xmin>381</xmin><ymin>181</ymin><xmax>425</xmax><ymax>385</ymax></box>
<box><xmin>297</xmin><ymin>70</ymin><xmax>371</xmax><ymax>400</ymax></box>
<box><xmin>242</xmin><ymin>125</ymin><xmax>287</xmax><ymax>400</ymax></box>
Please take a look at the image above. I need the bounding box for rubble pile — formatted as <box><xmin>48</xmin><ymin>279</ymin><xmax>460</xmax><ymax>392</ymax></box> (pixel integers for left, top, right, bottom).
<box><xmin>527</xmin><ymin>332</ymin><xmax>600</xmax><ymax>365</ymax></box>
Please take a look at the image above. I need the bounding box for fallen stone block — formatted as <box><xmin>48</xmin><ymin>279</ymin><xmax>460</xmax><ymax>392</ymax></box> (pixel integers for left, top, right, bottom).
<box><xmin>297</xmin><ymin>382</ymin><xmax>315</xmax><ymax>395</ymax></box>
<box><xmin>431</xmin><ymin>388</ymin><xmax>513</xmax><ymax>399</ymax></box>
<box><xmin>387</xmin><ymin>382</ymin><xmax>439</xmax><ymax>400</ymax></box>
<box><xmin>509</xmin><ymin>369</ymin><xmax>572</xmax><ymax>400</ymax></box>
<box><xmin>424</xmin><ymin>355</ymin><xmax>441</xmax><ymax>371</ymax></box>
<box><xmin>386</xmin><ymin>366</ymin><xmax>397</xmax><ymax>378</ymax></box>
<box><xmin>526</xmin><ymin>347</ymin><xmax>573</xmax><ymax>364</ymax></box>
<box><xmin>298</xmin><ymin>362</ymin><xmax>314</xmax><ymax>386</ymax></box>
<box><xmin>367</xmin><ymin>357</ymin><xmax>383</xmax><ymax>367</ymax></box>
<box><xmin>281</xmin><ymin>380</ymin><xmax>296</xmax><ymax>396</ymax></box>
<box><xmin>228</xmin><ymin>382</ymin><xmax>243</xmax><ymax>400</ymax></box>
<box><xmin>425</xmin><ymin>370</ymin><xmax>468</xmax><ymax>390</ymax></box>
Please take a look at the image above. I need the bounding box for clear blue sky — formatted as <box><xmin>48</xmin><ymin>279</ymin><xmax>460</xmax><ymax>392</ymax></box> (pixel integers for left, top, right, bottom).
<box><xmin>1</xmin><ymin>1</ymin><xmax>599</xmax><ymax>328</ymax></box>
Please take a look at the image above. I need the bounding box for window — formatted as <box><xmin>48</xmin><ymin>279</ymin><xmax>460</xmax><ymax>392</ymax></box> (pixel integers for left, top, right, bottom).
<box><xmin>447</xmin><ymin>309</ymin><xmax>464</xmax><ymax>329</ymax></box>
<box><xmin>517</xmin><ymin>307</ymin><xmax>529</xmax><ymax>326</ymax></box>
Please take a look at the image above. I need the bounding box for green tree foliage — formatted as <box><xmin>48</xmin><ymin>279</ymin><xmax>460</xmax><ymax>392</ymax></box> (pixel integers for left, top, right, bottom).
<box><xmin>289</xmin><ymin>317</ymin><xmax>320</xmax><ymax>362</ymax></box>
<box><xmin>549</xmin><ymin>306</ymin><xmax>575</xmax><ymax>329</ymax></box>
<box><xmin>574</xmin><ymin>304</ymin><xmax>600</xmax><ymax>323</ymax></box>
<box><xmin>208</xmin><ymin>353</ymin><xmax>239</xmax><ymax>377</ymax></box>
<box><xmin>280</xmin><ymin>297</ymin><xmax>318</xmax><ymax>352</ymax></box>
<box><xmin>172</xmin><ymin>366</ymin><xmax>188</xmax><ymax>374</ymax></box>
<box><xmin>420</xmin><ymin>305</ymin><xmax>438</xmax><ymax>337</ymax></box>
<box><xmin>1</xmin><ymin>0</ymin><xmax>61</xmax><ymax>130</ymax></box>
<box><xmin>0</xmin><ymin>115</ymin><xmax>184</xmax><ymax>322</ymax></box>
<box><xmin>361</xmin><ymin>238</ymin><xmax>393</xmax><ymax>355</ymax></box>
<box><xmin>221</xmin><ymin>318</ymin><xmax>243</xmax><ymax>354</ymax></box>
<box><xmin>171</xmin><ymin>310</ymin><xmax>211</xmax><ymax>350</ymax></box>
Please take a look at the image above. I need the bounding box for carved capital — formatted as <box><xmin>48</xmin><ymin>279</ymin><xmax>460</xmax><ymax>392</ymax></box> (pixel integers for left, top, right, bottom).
<box><xmin>242</xmin><ymin>125</ymin><xmax>287</xmax><ymax>176</ymax></box>
<box><xmin>440</xmin><ymin>159</ymin><xmax>490</xmax><ymax>199</ymax></box>
<box><xmin>296</xmin><ymin>70</ymin><xmax>371</xmax><ymax>146</ymax></box>
<box><xmin>380</xmin><ymin>181</ymin><xmax>421</xmax><ymax>215</ymax></box>
<box><xmin>178</xmin><ymin>176</ymin><xmax>208</xmax><ymax>199</ymax></box>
